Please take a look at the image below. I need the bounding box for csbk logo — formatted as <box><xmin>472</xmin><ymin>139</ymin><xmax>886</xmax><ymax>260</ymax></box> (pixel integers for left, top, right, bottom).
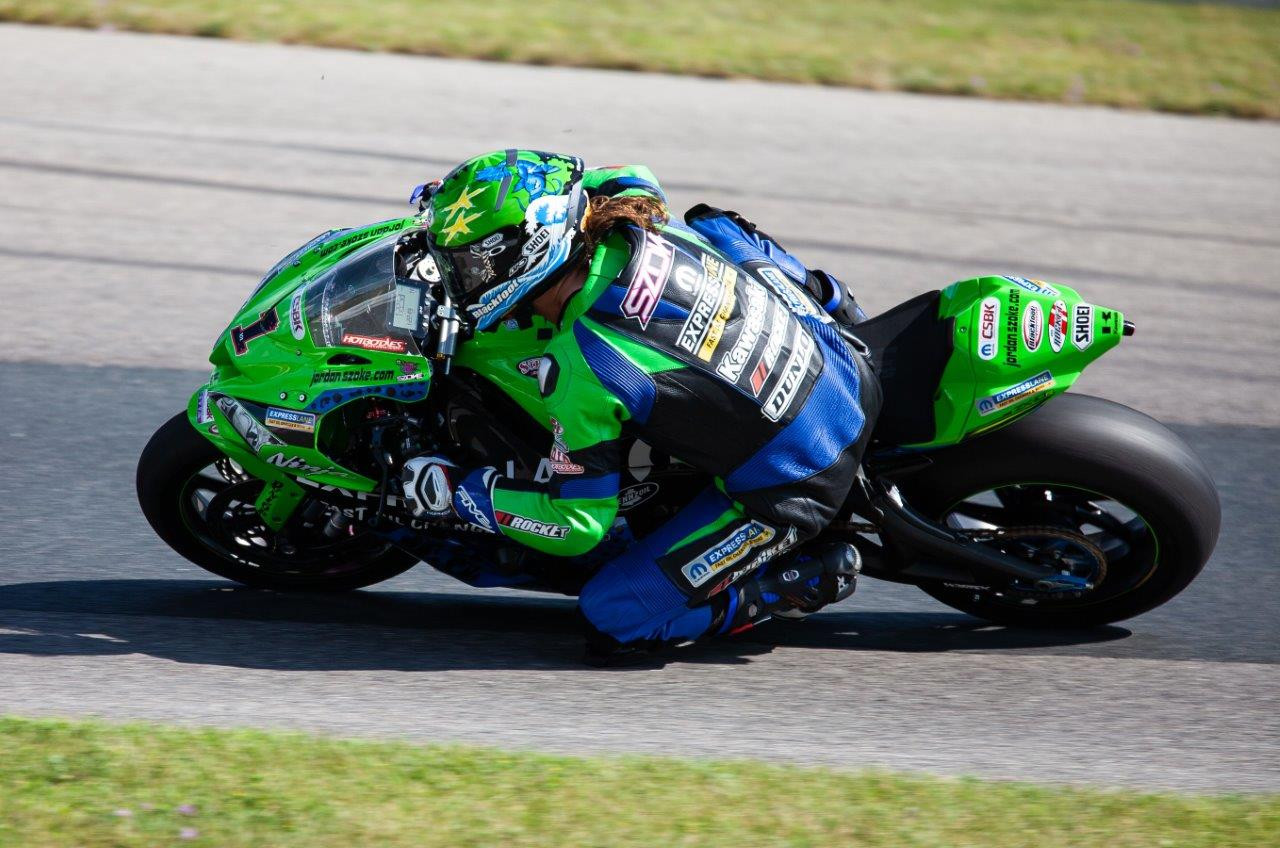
<box><xmin>1022</xmin><ymin>301</ymin><xmax>1043</xmax><ymax>352</ymax></box>
<box><xmin>1072</xmin><ymin>303</ymin><xmax>1094</xmax><ymax>351</ymax></box>
<box><xmin>1048</xmin><ymin>300</ymin><xmax>1068</xmax><ymax>353</ymax></box>
<box><xmin>288</xmin><ymin>292</ymin><xmax>306</xmax><ymax>340</ymax></box>
<box><xmin>977</xmin><ymin>296</ymin><xmax>1000</xmax><ymax>361</ymax></box>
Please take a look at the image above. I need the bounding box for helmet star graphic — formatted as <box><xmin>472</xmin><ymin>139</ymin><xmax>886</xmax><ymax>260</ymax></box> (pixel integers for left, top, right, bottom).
<box><xmin>440</xmin><ymin>208</ymin><xmax>483</xmax><ymax>244</ymax></box>
<box><xmin>439</xmin><ymin>184</ymin><xmax>487</xmax><ymax>222</ymax></box>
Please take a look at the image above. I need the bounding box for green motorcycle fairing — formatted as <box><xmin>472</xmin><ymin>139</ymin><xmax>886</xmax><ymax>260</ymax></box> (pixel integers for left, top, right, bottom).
<box><xmin>921</xmin><ymin>275</ymin><xmax>1124</xmax><ymax>448</ymax></box>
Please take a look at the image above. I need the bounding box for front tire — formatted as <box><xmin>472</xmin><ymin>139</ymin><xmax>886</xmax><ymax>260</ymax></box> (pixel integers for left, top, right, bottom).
<box><xmin>900</xmin><ymin>394</ymin><xmax>1220</xmax><ymax>627</ymax></box>
<box><xmin>136</xmin><ymin>412</ymin><xmax>418</xmax><ymax>591</ymax></box>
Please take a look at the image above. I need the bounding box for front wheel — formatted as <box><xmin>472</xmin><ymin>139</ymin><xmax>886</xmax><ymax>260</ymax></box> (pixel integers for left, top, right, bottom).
<box><xmin>136</xmin><ymin>412</ymin><xmax>418</xmax><ymax>591</ymax></box>
<box><xmin>899</xmin><ymin>394</ymin><xmax>1220</xmax><ymax>627</ymax></box>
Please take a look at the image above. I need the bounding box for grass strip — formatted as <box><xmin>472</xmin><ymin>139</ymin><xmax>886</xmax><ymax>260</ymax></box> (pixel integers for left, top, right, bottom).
<box><xmin>0</xmin><ymin>715</ymin><xmax>1277</xmax><ymax>847</ymax></box>
<box><xmin>1</xmin><ymin>0</ymin><xmax>1279</xmax><ymax>118</ymax></box>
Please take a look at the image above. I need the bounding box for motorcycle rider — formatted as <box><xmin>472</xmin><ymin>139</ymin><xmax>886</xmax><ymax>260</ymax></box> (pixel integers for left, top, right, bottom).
<box><xmin>403</xmin><ymin>149</ymin><xmax>879</xmax><ymax>663</ymax></box>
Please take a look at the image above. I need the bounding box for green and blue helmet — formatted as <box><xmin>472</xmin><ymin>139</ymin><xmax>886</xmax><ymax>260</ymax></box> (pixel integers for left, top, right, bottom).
<box><xmin>427</xmin><ymin>149</ymin><xmax>587</xmax><ymax>330</ymax></box>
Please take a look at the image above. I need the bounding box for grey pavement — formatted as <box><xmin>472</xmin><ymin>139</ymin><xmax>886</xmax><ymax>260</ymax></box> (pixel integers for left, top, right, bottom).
<box><xmin>1</xmin><ymin>25</ymin><xmax>1278</xmax><ymax>792</ymax></box>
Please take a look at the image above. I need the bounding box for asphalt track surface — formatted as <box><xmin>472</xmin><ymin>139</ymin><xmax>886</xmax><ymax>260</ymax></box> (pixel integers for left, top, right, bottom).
<box><xmin>2</xmin><ymin>26</ymin><xmax>1278</xmax><ymax>792</ymax></box>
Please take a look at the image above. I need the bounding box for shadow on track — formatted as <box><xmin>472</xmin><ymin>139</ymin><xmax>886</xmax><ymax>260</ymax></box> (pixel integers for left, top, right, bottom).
<box><xmin>0</xmin><ymin>579</ymin><xmax>1129</xmax><ymax>671</ymax></box>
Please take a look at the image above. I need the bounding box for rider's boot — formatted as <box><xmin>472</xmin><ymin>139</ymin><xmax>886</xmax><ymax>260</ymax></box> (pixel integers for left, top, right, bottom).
<box><xmin>711</xmin><ymin>541</ymin><xmax>861</xmax><ymax>635</ymax></box>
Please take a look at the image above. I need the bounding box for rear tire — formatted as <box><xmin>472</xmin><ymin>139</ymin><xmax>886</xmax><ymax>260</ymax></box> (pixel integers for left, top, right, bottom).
<box><xmin>900</xmin><ymin>394</ymin><xmax>1220</xmax><ymax>627</ymax></box>
<box><xmin>136</xmin><ymin>412</ymin><xmax>418</xmax><ymax>591</ymax></box>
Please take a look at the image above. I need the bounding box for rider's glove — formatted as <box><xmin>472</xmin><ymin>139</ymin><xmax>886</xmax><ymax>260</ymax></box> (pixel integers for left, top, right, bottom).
<box><xmin>401</xmin><ymin>456</ymin><xmax>501</xmax><ymax>533</ymax></box>
<box><xmin>401</xmin><ymin>454</ymin><xmax>459</xmax><ymax>519</ymax></box>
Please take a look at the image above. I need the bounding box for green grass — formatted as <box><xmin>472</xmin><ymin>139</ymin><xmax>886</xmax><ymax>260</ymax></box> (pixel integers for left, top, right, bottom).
<box><xmin>1</xmin><ymin>0</ymin><xmax>1278</xmax><ymax>118</ymax></box>
<box><xmin>0</xmin><ymin>716</ymin><xmax>1277</xmax><ymax>847</ymax></box>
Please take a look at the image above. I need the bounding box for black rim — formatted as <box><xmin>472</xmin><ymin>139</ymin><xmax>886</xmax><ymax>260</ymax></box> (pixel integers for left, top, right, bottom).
<box><xmin>177</xmin><ymin>460</ymin><xmax>400</xmax><ymax>581</ymax></box>
<box><xmin>941</xmin><ymin>483</ymin><xmax>1159</xmax><ymax>609</ymax></box>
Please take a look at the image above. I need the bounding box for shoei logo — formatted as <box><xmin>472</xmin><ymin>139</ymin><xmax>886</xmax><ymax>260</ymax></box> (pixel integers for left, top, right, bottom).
<box><xmin>977</xmin><ymin>296</ymin><xmax>1000</xmax><ymax>361</ymax></box>
<box><xmin>1072</xmin><ymin>303</ymin><xmax>1094</xmax><ymax>351</ymax></box>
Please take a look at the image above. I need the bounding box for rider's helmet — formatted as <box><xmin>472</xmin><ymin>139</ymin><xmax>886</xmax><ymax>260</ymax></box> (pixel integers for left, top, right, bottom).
<box><xmin>426</xmin><ymin>149</ymin><xmax>587</xmax><ymax>330</ymax></box>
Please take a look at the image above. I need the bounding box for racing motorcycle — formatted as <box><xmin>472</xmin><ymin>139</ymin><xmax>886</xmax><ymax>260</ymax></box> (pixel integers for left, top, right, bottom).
<box><xmin>137</xmin><ymin>215</ymin><xmax>1220</xmax><ymax>629</ymax></box>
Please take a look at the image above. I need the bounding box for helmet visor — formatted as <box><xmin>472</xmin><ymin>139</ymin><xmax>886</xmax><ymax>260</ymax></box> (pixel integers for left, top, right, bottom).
<box><xmin>432</xmin><ymin>227</ymin><xmax>525</xmax><ymax>303</ymax></box>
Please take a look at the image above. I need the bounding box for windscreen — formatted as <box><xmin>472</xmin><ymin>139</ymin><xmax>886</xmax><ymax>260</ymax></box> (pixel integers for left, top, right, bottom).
<box><xmin>303</xmin><ymin>237</ymin><xmax>428</xmax><ymax>356</ymax></box>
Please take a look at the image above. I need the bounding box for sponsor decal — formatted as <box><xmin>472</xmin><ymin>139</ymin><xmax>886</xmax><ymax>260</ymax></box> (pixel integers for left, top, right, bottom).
<box><xmin>310</xmin><ymin>368</ymin><xmax>396</xmax><ymax>386</ymax></box>
<box><xmin>288</xmin><ymin>291</ymin><xmax>306</xmax><ymax>340</ymax></box>
<box><xmin>1048</xmin><ymin>300</ymin><xmax>1068</xmax><ymax>353</ymax></box>
<box><xmin>264</xmin><ymin>407</ymin><xmax>316</xmax><ymax>434</ymax></box>
<box><xmin>1022</xmin><ymin>300</ymin><xmax>1044</xmax><ymax>352</ymax></box>
<box><xmin>977</xmin><ymin>296</ymin><xmax>1000</xmax><ymax>361</ymax></box>
<box><xmin>496</xmin><ymin>511</ymin><xmax>571</xmax><ymax>539</ymax></box>
<box><xmin>267</xmin><ymin>453</ymin><xmax>326</xmax><ymax>474</ymax></box>
<box><xmin>522</xmin><ymin>224</ymin><xmax>552</xmax><ymax>258</ymax></box>
<box><xmin>517</xmin><ymin>356</ymin><xmax>542</xmax><ymax>377</ymax></box>
<box><xmin>975</xmin><ymin>369</ymin><xmax>1056</xmax><ymax>417</ymax></box>
<box><xmin>763</xmin><ymin>324</ymin><xmax>814</xmax><ymax>422</ymax></box>
<box><xmin>717</xmin><ymin>280</ymin><xmax>768</xmax><ymax>382</ymax></box>
<box><xmin>396</xmin><ymin>360</ymin><xmax>426</xmax><ymax>382</ymax></box>
<box><xmin>750</xmin><ymin>304</ymin><xmax>790</xmax><ymax>396</ymax></box>
<box><xmin>195</xmin><ymin>390</ymin><xmax>213</xmax><ymax>425</ymax></box>
<box><xmin>618</xmin><ymin>482</ymin><xmax>660</xmax><ymax>512</ymax></box>
<box><xmin>1098</xmin><ymin>309</ymin><xmax>1116</xmax><ymax>335</ymax></box>
<box><xmin>548</xmin><ymin>417</ymin><xmax>584</xmax><ymax>475</ymax></box>
<box><xmin>756</xmin><ymin>266</ymin><xmax>820</xmax><ymax>318</ymax></box>
<box><xmin>705</xmin><ymin>526</ymin><xmax>799</xmax><ymax>597</ymax></box>
<box><xmin>341</xmin><ymin>333</ymin><xmax>408</xmax><ymax>353</ymax></box>
<box><xmin>1072</xmin><ymin>303</ymin><xmax>1094</xmax><ymax>350</ymax></box>
<box><xmin>214</xmin><ymin>395</ymin><xmax>281</xmax><ymax>453</ymax></box>
<box><xmin>619</xmin><ymin>232</ymin><xmax>675</xmax><ymax>329</ymax></box>
<box><xmin>455</xmin><ymin>486</ymin><xmax>494</xmax><ymax>533</ymax></box>
<box><xmin>676</xmin><ymin>254</ymin><xmax>737</xmax><ymax>361</ymax></box>
<box><xmin>681</xmin><ymin>522</ymin><xmax>777</xmax><ymax>588</ymax></box>
<box><xmin>312</xmin><ymin>221</ymin><xmax>401</xmax><ymax>257</ymax></box>
<box><xmin>673</xmin><ymin>265</ymin><xmax>702</xmax><ymax>294</ymax></box>
<box><xmin>231</xmin><ymin>309</ymin><xmax>280</xmax><ymax>356</ymax></box>
<box><xmin>1001</xmin><ymin>275</ymin><xmax>1058</xmax><ymax>297</ymax></box>
<box><xmin>1003</xmin><ymin>288</ymin><xmax>1021</xmax><ymax>366</ymax></box>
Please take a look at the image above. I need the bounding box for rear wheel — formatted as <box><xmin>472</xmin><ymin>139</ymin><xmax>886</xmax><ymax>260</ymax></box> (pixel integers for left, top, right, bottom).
<box><xmin>899</xmin><ymin>394</ymin><xmax>1219</xmax><ymax>627</ymax></box>
<box><xmin>136</xmin><ymin>412</ymin><xmax>418</xmax><ymax>591</ymax></box>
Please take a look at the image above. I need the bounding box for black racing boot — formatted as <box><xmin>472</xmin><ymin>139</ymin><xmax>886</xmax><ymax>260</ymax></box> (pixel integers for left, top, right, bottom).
<box><xmin>713</xmin><ymin>542</ymin><xmax>861</xmax><ymax>635</ymax></box>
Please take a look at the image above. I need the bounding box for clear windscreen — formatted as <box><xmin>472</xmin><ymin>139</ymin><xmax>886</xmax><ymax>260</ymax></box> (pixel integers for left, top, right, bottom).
<box><xmin>302</xmin><ymin>237</ymin><xmax>427</xmax><ymax>356</ymax></box>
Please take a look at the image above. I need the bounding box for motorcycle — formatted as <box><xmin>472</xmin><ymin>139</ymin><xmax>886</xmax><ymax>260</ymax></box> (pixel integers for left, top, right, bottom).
<box><xmin>137</xmin><ymin>214</ymin><xmax>1220</xmax><ymax>629</ymax></box>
